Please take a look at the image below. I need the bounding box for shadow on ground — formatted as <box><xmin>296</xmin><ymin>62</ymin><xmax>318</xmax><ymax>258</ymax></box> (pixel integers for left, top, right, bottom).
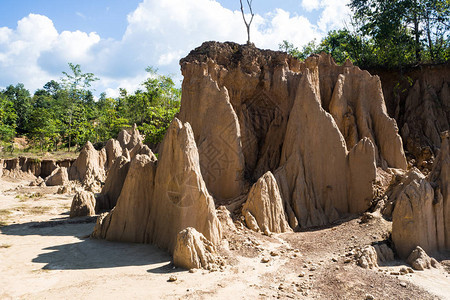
<box><xmin>32</xmin><ymin>237</ymin><xmax>172</xmax><ymax>270</ymax></box>
<box><xmin>0</xmin><ymin>217</ymin><xmax>97</xmax><ymax>237</ymax></box>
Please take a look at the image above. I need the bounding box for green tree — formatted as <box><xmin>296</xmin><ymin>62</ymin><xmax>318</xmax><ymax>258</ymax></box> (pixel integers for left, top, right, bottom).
<box><xmin>2</xmin><ymin>83</ymin><xmax>31</xmax><ymax>135</ymax></box>
<box><xmin>349</xmin><ymin>0</ymin><xmax>450</xmax><ymax>65</ymax></box>
<box><xmin>120</xmin><ymin>67</ymin><xmax>181</xmax><ymax>147</ymax></box>
<box><xmin>27</xmin><ymin>107</ymin><xmax>59</xmax><ymax>152</ymax></box>
<box><xmin>0</xmin><ymin>93</ymin><xmax>17</xmax><ymax>142</ymax></box>
<box><xmin>60</xmin><ymin>63</ymin><xmax>99</xmax><ymax>151</ymax></box>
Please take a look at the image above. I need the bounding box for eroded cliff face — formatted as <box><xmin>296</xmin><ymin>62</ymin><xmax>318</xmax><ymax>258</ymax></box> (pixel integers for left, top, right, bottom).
<box><xmin>93</xmin><ymin>42</ymin><xmax>412</xmax><ymax>268</ymax></box>
<box><xmin>179</xmin><ymin>42</ymin><xmax>406</xmax><ymax>227</ymax></box>
<box><xmin>369</xmin><ymin>64</ymin><xmax>450</xmax><ymax>169</ymax></box>
<box><xmin>392</xmin><ymin>131</ymin><xmax>449</xmax><ymax>258</ymax></box>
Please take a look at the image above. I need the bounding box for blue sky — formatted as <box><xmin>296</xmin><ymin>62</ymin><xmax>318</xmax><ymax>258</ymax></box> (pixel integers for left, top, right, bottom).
<box><xmin>0</xmin><ymin>0</ymin><xmax>351</xmax><ymax>96</ymax></box>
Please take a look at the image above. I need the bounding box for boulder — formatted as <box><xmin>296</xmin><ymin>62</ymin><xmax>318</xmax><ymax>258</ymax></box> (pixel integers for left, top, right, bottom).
<box><xmin>44</xmin><ymin>167</ymin><xmax>69</xmax><ymax>186</ymax></box>
<box><xmin>29</xmin><ymin>176</ymin><xmax>45</xmax><ymax>187</ymax></box>
<box><xmin>406</xmin><ymin>246</ymin><xmax>439</xmax><ymax>271</ymax></box>
<box><xmin>70</xmin><ymin>190</ymin><xmax>96</xmax><ymax>218</ymax></box>
<box><xmin>173</xmin><ymin>227</ymin><xmax>220</xmax><ymax>270</ymax></box>
<box><xmin>242</xmin><ymin>171</ymin><xmax>291</xmax><ymax>234</ymax></box>
<box><xmin>356</xmin><ymin>246</ymin><xmax>379</xmax><ymax>269</ymax></box>
<box><xmin>356</xmin><ymin>244</ymin><xmax>394</xmax><ymax>269</ymax></box>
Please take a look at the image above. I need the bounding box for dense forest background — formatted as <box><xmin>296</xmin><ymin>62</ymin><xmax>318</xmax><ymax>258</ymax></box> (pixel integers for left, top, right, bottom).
<box><xmin>0</xmin><ymin>0</ymin><xmax>448</xmax><ymax>154</ymax></box>
<box><xmin>0</xmin><ymin>64</ymin><xmax>180</xmax><ymax>153</ymax></box>
<box><xmin>280</xmin><ymin>0</ymin><xmax>449</xmax><ymax>67</ymax></box>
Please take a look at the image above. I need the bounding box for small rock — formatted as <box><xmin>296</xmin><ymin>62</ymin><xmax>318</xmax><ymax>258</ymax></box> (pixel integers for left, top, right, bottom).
<box><xmin>298</xmin><ymin>272</ymin><xmax>305</xmax><ymax>277</ymax></box>
<box><xmin>189</xmin><ymin>268</ymin><xmax>196</xmax><ymax>273</ymax></box>
<box><xmin>407</xmin><ymin>246</ymin><xmax>439</xmax><ymax>270</ymax></box>
<box><xmin>365</xmin><ymin>294</ymin><xmax>375</xmax><ymax>300</ymax></box>
<box><xmin>399</xmin><ymin>282</ymin><xmax>407</xmax><ymax>287</ymax></box>
<box><xmin>431</xmin><ymin>258</ymin><xmax>438</xmax><ymax>268</ymax></box>
<box><xmin>270</xmin><ymin>251</ymin><xmax>279</xmax><ymax>256</ymax></box>
<box><xmin>261</xmin><ymin>257</ymin><xmax>270</xmax><ymax>263</ymax></box>
<box><xmin>399</xmin><ymin>267</ymin><xmax>408</xmax><ymax>275</ymax></box>
<box><xmin>332</xmin><ymin>258</ymin><xmax>337</xmax><ymax>262</ymax></box>
<box><xmin>407</xmin><ymin>267</ymin><xmax>414</xmax><ymax>273</ymax></box>
<box><xmin>344</xmin><ymin>258</ymin><xmax>352</xmax><ymax>264</ymax></box>
<box><xmin>168</xmin><ymin>275</ymin><xmax>177</xmax><ymax>282</ymax></box>
<box><xmin>390</xmin><ymin>271</ymin><xmax>400</xmax><ymax>276</ymax></box>
<box><xmin>309</xmin><ymin>266</ymin><xmax>317</xmax><ymax>271</ymax></box>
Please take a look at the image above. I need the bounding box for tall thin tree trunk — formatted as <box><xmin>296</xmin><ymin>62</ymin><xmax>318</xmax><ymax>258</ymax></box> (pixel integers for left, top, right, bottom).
<box><xmin>414</xmin><ymin>13</ymin><xmax>421</xmax><ymax>62</ymax></box>
<box><xmin>425</xmin><ymin>11</ymin><xmax>434</xmax><ymax>61</ymax></box>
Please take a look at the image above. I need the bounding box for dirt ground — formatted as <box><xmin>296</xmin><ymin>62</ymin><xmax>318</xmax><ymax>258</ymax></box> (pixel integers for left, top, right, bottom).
<box><xmin>1</xmin><ymin>177</ymin><xmax>449</xmax><ymax>299</ymax></box>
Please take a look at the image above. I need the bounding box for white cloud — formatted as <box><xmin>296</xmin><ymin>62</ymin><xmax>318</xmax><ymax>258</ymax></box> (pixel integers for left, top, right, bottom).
<box><xmin>317</xmin><ymin>0</ymin><xmax>351</xmax><ymax>32</ymax></box>
<box><xmin>301</xmin><ymin>0</ymin><xmax>321</xmax><ymax>11</ymax></box>
<box><xmin>253</xmin><ymin>9</ymin><xmax>320</xmax><ymax>50</ymax></box>
<box><xmin>0</xmin><ymin>0</ymin><xmax>352</xmax><ymax>96</ymax></box>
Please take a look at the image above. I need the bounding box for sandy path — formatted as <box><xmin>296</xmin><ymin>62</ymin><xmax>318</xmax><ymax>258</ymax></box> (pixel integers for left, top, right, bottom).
<box><xmin>1</xmin><ymin>177</ymin><xmax>449</xmax><ymax>299</ymax></box>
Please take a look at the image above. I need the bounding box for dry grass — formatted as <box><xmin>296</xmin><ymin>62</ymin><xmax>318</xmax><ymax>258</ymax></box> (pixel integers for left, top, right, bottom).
<box><xmin>16</xmin><ymin>193</ymin><xmax>44</xmax><ymax>202</ymax></box>
<box><xmin>13</xmin><ymin>205</ymin><xmax>53</xmax><ymax>215</ymax></box>
<box><xmin>25</xmin><ymin>206</ymin><xmax>53</xmax><ymax>215</ymax></box>
<box><xmin>1</xmin><ymin>148</ymin><xmax>79</xmax><ymax>160</ymax></box>
<box><xmin>0</xmin><ymin>209</ymin><xmax>12</xmax><ymax>217</ymax></box>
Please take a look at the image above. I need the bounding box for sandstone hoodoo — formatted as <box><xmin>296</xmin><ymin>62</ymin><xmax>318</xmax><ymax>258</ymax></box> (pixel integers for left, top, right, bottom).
<box><xmin>68</xmin><ymin>141</ymin><xmax>107</xmax><ymax>192</ymax></box>
<box><xmin>61</xmin><ymin>124</ymin><xmax>145</xmax><ymax>195</ymax></box>
<box><xmin>242</xmin><ymin>171</ymin><xmax>291</xmax><ymax>234</ymax></box>
<box><xmin>93</xmin><ymin>119</ymin><xmax>222</xmax><ymax>253</ymax></box>
<box><xmin>90</xmin><ymin>42</ymin><xmax>418</xmax><ymax>269</ymax></box>
<box><xmin>179</xmin><ymin>42</ymin><xmax>405</xmax><ymax>227</ymax></box>
<box><xmin>392</xmin><ymin>131</ymin><xmax>450</xmax><ymax>259</ymax></box>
